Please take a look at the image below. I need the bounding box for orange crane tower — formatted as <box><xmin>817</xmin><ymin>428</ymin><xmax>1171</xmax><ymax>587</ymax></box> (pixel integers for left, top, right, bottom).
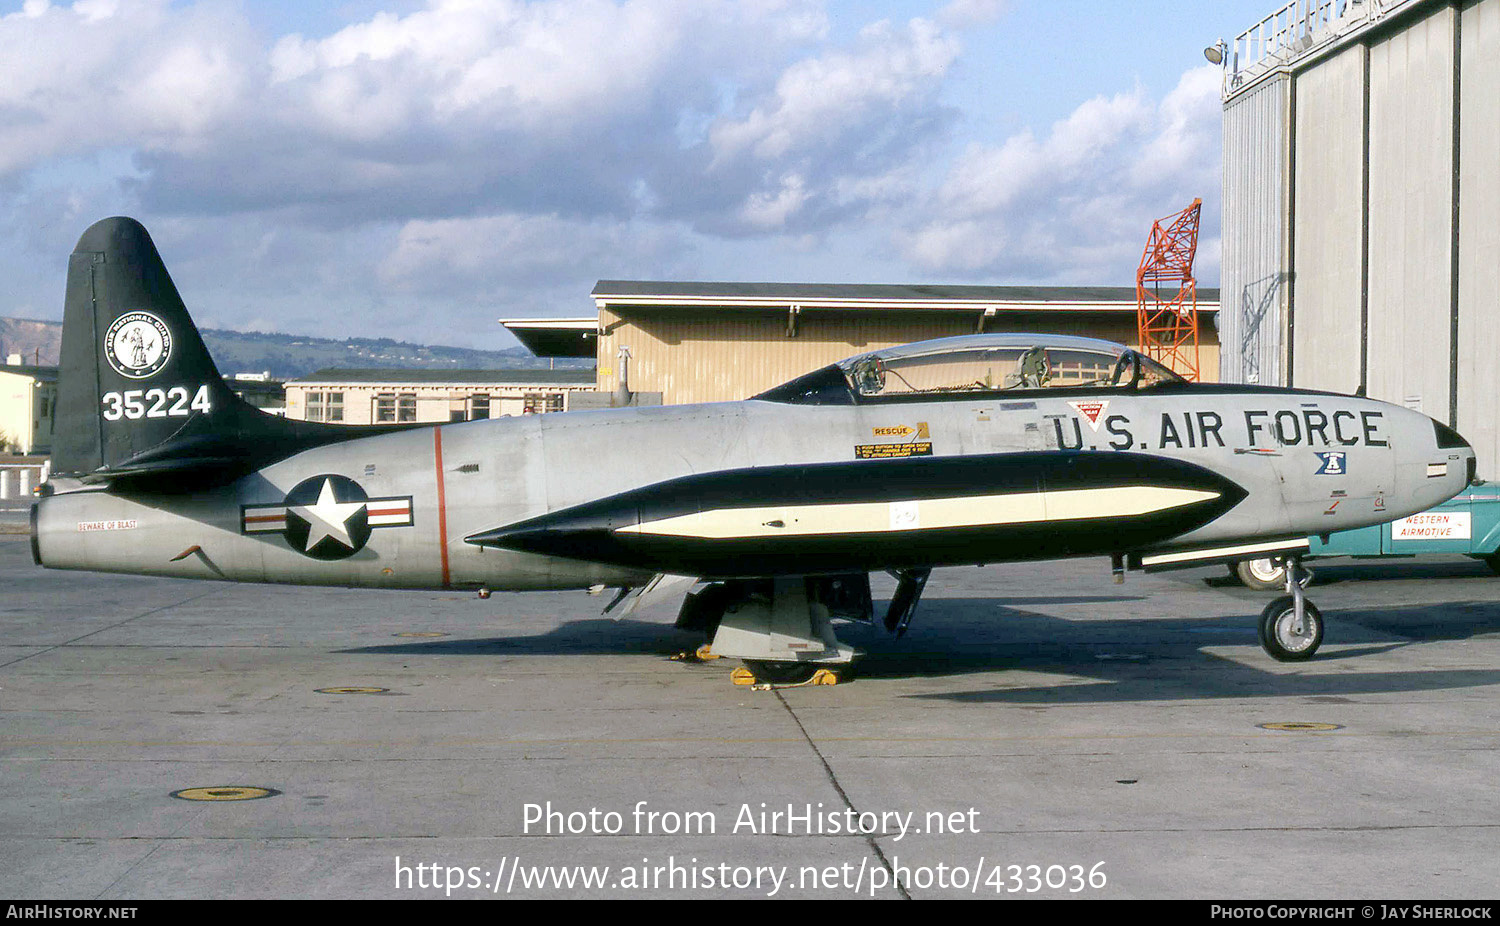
<box><xmin>1136</xmin><ymin>198</ymin><xmax>1203</xmax><ymax>381</ymax></box>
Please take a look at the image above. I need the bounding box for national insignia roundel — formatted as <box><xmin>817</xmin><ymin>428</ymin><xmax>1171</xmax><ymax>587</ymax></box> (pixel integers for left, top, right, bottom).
<box><xmin>283</xmin><ymin>475</ymin><xmax>372</xmax><ymax>560</ymax></box>
<box><xmin>240</xmin><ymin>475</ymin><xmax>414</xmax><ymax>560</ymax></box>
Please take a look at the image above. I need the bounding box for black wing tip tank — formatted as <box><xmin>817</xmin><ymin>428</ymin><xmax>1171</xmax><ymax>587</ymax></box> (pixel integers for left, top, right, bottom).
<box><xmin>51</xmin><ymin>216</ymin><xmax>415</xmax><ymax>491</ymax></box>
<box><xmin>466</xmin><ymin>451</ymin><xmax>1247</xmax><ymax>577</ymax></box>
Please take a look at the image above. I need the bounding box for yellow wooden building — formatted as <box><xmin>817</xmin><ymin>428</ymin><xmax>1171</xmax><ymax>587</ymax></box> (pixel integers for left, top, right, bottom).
<box><xmin>504</xmin><ymin>282</ymin><xmax>1220</xmax><ymax>406</ymax></box>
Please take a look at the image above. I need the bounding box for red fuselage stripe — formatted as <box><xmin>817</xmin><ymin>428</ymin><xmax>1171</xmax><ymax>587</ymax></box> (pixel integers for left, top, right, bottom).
<box><xmin>434</xmin><ymin>428</ymin><xmax>450</xmax><ymax>587</ymax></box>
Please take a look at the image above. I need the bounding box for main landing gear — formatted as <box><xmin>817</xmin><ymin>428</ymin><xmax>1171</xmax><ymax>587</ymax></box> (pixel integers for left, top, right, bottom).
<box><xmin>700</xmin><ymin>576</ymin><xmax>856</xmax><ymax>685</ymax></box>
<box><xmin>1256</xmin><ymin>556</ymin><xmax>1324</xmax><ymax>661</ymax></box>
<box><xmin>674</xmin><ymin>572</ymin><xmax>925</xmax><ymax>686</ymax></box>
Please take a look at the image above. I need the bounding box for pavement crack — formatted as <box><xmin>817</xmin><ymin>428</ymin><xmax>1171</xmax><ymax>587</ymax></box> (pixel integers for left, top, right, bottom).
<box><xmin>773</xmin><ymin>689</ymin><xmax>911</xmax><ymax>900</ymax></box>
<box><xmin>0</xmin><ymin>589</ymin><xmax>223</xmax><ymax>670</ymax></box>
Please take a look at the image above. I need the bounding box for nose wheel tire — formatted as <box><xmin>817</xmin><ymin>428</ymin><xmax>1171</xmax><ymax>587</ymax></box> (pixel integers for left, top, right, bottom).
<box><xmin>1258</xmin><ymin>595</ymin><xmax>1324</xmax><ymax>661</ymax></box>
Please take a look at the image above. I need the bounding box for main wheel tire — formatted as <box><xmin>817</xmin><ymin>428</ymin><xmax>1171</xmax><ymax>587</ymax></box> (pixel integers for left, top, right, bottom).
<box><xmin>1232</xmin><ymin>558</ymin><xmax>1314</xmax><ymax>591</ymax></box>
<box><xmin>1234</xmin><ymin>558</ymin><xmax>1287</xmax><ymax>590</ymax></box>
<box><xmin>742</xmin><ymin>660</ymin><xmax>818</xmax><ymax>684</ymax></box>
<box><xmin>1258</xmin><ymin>596</ymin><xmax>1324</xmax><ymax>662</ymax></box>
<box><xmin>1484</xmin><ymin>553</ymin><xmax>1500</xmax><ymax>577</ymax></box>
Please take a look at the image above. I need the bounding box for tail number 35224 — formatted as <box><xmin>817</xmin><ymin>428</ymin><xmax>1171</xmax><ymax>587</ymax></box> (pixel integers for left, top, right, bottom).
<box><xmin>101</xmin><ymin>385</ymin><xmax>213</xmax><ymax>421</ymax></box>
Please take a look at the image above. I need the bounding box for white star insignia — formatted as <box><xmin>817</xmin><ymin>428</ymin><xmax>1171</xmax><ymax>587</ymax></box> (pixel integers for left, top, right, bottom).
<box><xmin>290</xmin><ymin>477</ymin><xmax>365</xmax><ymax>552</ymax></box>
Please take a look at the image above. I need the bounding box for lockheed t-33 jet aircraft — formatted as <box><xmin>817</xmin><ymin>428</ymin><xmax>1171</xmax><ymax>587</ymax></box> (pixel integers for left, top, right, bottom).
<box><xmin>31</xmin><ymin>218</ymin><xmax>1477</xmax><ymax>682</ymax></box>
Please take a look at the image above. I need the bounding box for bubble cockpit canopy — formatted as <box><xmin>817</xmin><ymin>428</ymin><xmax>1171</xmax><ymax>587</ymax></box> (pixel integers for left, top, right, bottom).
<box><xmin>755</xmin><ymin>334</ymin><xmax>1186</xmax><ymax>406</ymax></box>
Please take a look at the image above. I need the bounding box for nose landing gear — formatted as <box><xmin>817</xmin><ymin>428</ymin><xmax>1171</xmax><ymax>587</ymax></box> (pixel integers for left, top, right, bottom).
<box><xmin>1257</xmin><ymin>557</ymin><xmax>1324</xmax><ymax>661</ymax></box>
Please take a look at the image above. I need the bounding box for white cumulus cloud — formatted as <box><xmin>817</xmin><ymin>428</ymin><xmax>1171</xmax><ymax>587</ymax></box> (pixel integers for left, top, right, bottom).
<box><xmin>898</xmin><ymin>64</ymin><xmax>1222</xmax><ymax>284</ymax></box>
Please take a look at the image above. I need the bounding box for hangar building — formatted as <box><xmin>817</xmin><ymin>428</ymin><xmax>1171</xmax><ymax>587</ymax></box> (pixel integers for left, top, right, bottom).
<box><xmin>504</xmin><ymin>282</ymin><xmax>1221</xmax><ymax>407</ymax></box>
<box><xmin>1219</xmin><ymin>0</ymin><xmax>1499</xmax><ymax>477</ymax></box>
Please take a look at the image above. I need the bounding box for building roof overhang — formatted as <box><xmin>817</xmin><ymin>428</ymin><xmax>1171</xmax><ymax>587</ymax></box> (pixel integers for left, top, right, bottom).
<box><xmin>498</xmin><ymin>318</ymin><xmax>598</xmax><ymax>359</ymax></box>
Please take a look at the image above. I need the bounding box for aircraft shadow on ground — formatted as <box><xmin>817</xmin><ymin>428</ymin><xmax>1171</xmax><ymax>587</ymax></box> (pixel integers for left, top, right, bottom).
<box><xmin>890</xmin><ymin>595</ymin><xmax>1500</xmax><ymax>704</ymax></box>
<box><xmin>1200</xmin><ymin>558</ymin><xmax>1496</xmax><ymax>590</ymax></box>
<box><xmin>338</xmin><ymin>617</ymin><xmax>704</xmax><ymax>657</ymax></box>
<box><xmin>339</xmin><ymin>590</ymin><xmax>1500</xmax><ymax>702</ymax></box>
<box><xmin>1307</xmin><ymin>560</ymin><xmax>1496</xmax><ymax>586</ymax></box>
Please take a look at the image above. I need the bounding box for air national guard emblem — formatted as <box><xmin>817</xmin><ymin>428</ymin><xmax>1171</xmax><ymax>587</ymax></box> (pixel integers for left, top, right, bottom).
<box><xmin>241</xmin><ymin>475</ymin><xmax>413</xmax><ymax>560</ymax></box>
<box><xmin>104</xmin><ymin>311</ymin><xmax>172</xmax><ymax>378</ymax></box>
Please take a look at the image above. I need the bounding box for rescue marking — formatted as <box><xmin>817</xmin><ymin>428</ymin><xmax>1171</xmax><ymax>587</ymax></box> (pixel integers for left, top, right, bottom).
<box><xmin>855</xmin><ymin>441</ymin><xmax>933</xmax><ymax>459</ymax></box>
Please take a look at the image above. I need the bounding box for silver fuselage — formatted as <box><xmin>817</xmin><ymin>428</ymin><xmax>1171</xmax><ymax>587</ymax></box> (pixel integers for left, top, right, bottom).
<box><xmin>34</xmin><ymin>388</ymin><xmax>1473</xmax><ymax>589</ymax></box>
<box><xmin>35</xmin><ymin>384</ymin><xmax>1476</xmax><ymax>588</ymax></box>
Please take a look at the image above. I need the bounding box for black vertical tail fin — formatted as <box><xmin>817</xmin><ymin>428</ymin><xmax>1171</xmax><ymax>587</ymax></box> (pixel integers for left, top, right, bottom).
<box><xmin>51</xmin><ymin>216</ymin><xmax>415</xmax><ymax>489</ymax></box>
<box><xmin>51</xmin><ymin>217</ymin><xmax>243</xmax><ymax>479</ymax></box>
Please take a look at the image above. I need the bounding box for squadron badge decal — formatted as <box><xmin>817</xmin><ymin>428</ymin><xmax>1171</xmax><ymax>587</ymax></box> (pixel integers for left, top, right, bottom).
<box><xmin>1068</xmin><ymin>399</ymin><xmax>1110</xmax><ymax>432</ymax></box>
<box><xmin>242</xmin><ymin>475</ymin><xmax>413</xmax><ymax>560</ymax></box>
<box><xmin>104</xmin><ymin>311</ymin><xmax>173</xmax><ymax>379</ymax></box>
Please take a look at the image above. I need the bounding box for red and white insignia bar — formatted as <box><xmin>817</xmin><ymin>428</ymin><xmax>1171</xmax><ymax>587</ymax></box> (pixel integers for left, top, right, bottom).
<box><xmin>366</xmin><ymin>498</ymin><xmax>414</xmax><ymax>527</ymax></box>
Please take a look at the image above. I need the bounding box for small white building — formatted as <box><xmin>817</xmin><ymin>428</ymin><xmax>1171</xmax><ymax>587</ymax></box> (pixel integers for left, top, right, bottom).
<box><xmin>283</xmin><ymin>369</ymin><xmax>596</xmax><ymax>425</ymax></box>
<box><xmin>0</xmin><ymin>359</ymin><xmax>57</xmax><ymax>455</ymax></box>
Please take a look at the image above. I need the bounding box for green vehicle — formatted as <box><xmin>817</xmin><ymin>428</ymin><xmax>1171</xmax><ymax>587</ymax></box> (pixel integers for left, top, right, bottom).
<box><xmin>1230</xmin><ymin>482</ymin><xmax>1500</xmax><ymax>590</ymax></box>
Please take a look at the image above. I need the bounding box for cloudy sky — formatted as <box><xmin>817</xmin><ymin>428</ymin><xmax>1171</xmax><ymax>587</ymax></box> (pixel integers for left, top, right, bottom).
<box><xmin>0</xmin><ymin>0</ymin><xmax>1271</xmax><ymax>349</ymax></box>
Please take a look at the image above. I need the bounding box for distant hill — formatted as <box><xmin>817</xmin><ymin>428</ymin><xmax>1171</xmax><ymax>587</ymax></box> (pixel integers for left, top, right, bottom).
<box><xmin>0</xmin><ymin>316</ymin><xmax>591</xmax><ymax>379</ymax></box>
<box><xmin>0</xmin><ymin>317</ymin><xmax>56</xmax><ymax>367</ymax></box>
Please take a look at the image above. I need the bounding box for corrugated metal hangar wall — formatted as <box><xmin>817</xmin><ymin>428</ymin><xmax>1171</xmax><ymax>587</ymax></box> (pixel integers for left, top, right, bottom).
<box><xmin>1220</xmin><ymin>0</ymin><xmax>1499</xmax><ymax>479</ymax></box>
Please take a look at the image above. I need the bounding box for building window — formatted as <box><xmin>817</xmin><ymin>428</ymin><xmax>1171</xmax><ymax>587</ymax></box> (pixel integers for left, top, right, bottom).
<box><xmin>375</xmin><ymin>393</ymin><xmax>396</xmax><ymax>423</ymax></box>
<box><xmin>524</xmin><ymin>393</ymin><xmax>565</xmax><ymax>414</ymax></box>
<box><xmin>470</xmin><ymin>394</ymin><xmax>490</xmax><ymax>420</ymax></box>
<box><xmin>397</xmin><ymin>393</ymin><xmax>417</xmax><ymax>422</ymax></box>
<box><xmin>307</xmin><ymin>391</ymin><xmax>345</xmax><ymax>422</ymax></box>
